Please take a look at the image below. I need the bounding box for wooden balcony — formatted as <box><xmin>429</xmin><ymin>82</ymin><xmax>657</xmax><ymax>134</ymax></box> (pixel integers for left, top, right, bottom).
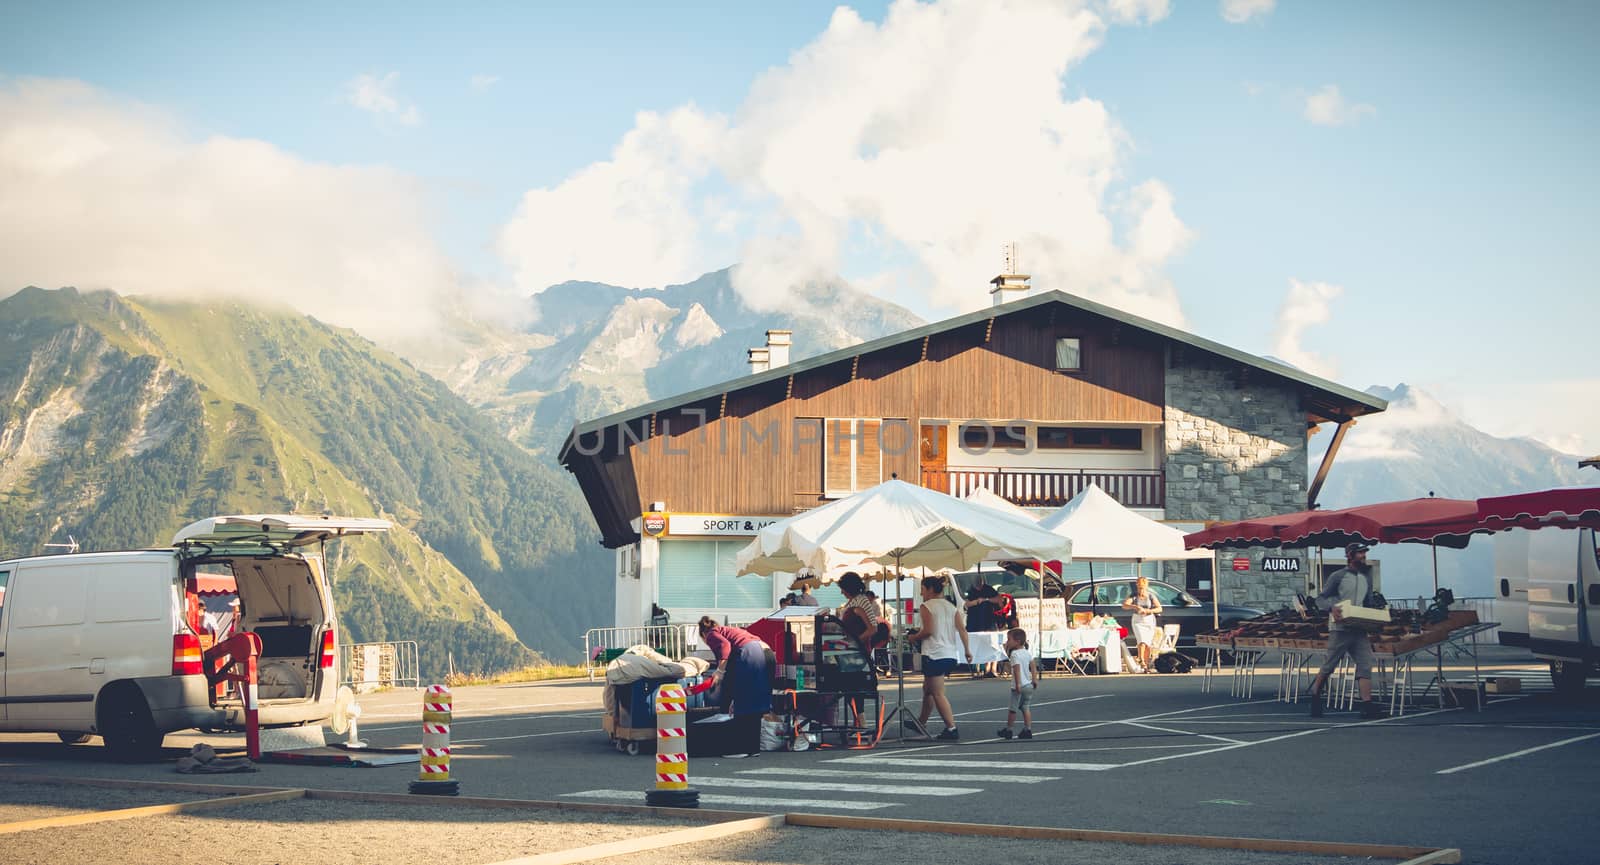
<box><xmin>923</xmin><ymin>466</ymin><xmax>1165</xmax><ymax>510</ymax></box>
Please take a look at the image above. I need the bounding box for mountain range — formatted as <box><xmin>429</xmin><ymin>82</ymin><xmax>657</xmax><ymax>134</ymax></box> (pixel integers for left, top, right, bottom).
<box><xmin>1309</xmin><ymin>383</ymin><xmax>1590</xmax><ymax>601</ymax></box>
<box><xmin>0</xmin><ymin>272</ymin><xmax>922</xmax><ymax>672</ymax></box>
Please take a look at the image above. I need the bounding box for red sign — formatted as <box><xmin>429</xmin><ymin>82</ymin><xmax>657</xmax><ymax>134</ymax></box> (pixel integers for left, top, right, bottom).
<box><xmin>1232</xmin><ymin>557</ymin><xmax>1250</xmax><ymax>572</ymax></box>
<box><xmin>642</xmin><ymin>513</ymin><xmax>667</xmax><ymax>537</ymax></box>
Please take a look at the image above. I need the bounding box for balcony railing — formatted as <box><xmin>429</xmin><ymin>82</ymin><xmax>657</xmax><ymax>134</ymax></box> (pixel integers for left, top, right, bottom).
<box><xmin>923</xmin><ymin>466</ymin><xmax>1165</xmax><ymax>510</ymax></box>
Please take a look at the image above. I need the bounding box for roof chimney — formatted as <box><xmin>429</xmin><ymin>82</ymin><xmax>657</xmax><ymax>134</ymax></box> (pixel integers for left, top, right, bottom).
<box><xmin>747</xmin><ymin>346</ymin><xmax>770</xmax><ymax>374</ymax></box>
<box><xmin>989</xmin><ymin>241</ymin><xmax>1031</xmax><ymax>307</ymax></box>
<box><xmin>765</xmin><ymin>329</ymin><xmax>792</xmax><ymax>368</ymax></box>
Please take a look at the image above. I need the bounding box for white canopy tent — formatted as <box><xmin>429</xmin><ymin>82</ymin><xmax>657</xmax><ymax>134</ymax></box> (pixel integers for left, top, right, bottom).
<box><xmin>962</xmin><ymin>486</ymin><xmax>1042</xmax><ymax>524</ymax></box>
<box><xmin>1037</xmin><ymin>484</ymin><xmax>1218</xmax><ymax>629</ymax></box>
<box><xmin>735</xmin><ymin>479</ymin><xmax>1072</xmax><ymax>739</ymax></box>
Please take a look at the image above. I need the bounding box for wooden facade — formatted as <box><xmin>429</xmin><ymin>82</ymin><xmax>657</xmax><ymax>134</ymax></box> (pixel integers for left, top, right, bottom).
<box><xmin>561</xmin><ymin>292</ymin><xmax>1386</xmax><ymax>548</ymax></box>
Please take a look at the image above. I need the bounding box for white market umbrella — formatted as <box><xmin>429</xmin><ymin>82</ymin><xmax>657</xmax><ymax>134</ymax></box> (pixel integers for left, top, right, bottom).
<box><xmin>737</xmin><ymin>479</ymin><xmax>1072</xmax><ymax>576</ymax></box>
<box><xmin>1038</xmin><ymin>484</ymin><xmax>1216</xmax><ymax>628</ymax></box>
<box><xmin>736</xmin><ymin>479</ymin><xmax>1072</xmax><ymax>739</ymax></box>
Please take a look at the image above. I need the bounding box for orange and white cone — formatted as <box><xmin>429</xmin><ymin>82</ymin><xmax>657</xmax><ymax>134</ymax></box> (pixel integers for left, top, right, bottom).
<box><xmin>409</xmin><ymin>684</ymin><xmax>459</xmax><ymax>795</ymax></box>
<box><xmin>645</xmin><ymin>682</ymin><xmax>698</xmax><ymax>807</ymax></box>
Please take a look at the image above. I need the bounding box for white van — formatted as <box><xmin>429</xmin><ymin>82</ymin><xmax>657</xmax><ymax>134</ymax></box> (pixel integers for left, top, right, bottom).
<box><xmin>0</xmin><ymin>514</ymin><xmax>388</xmax><ymax>757</ymax></box>
<box><xmin>1524</xmin><ymin>527</ymin><xmax>1600</xmax><ymax>694</ymax></box>
<box><xmin>1493</xmin><ymin>530</ymin><xmax>1530</xmax><ymax>647</ymax></box>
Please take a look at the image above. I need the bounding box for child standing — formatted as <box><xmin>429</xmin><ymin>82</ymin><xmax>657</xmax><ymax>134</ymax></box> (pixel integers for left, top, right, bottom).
<box><xmin>996</xmin><ymin>627</ymin><xmax>1039</xmax><ymax>740</ymax></box>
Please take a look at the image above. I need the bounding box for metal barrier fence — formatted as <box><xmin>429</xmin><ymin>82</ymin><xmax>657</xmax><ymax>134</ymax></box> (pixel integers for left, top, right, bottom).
<box><xmin>340</xmin><ymin>640</ymin><xmax>421</xmax><ymax>692</ymax></box>
<box><xmin>583</xmin><ymin>625</ymin><xmax>694</xmax><ymax>681</ymax></box>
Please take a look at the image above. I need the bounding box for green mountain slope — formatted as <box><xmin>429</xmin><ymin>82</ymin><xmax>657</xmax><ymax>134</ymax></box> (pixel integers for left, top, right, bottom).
<box><xmin>0</xmin><ymin>286</ymin><xmax>606</xmax><ymax>671</ymax></box>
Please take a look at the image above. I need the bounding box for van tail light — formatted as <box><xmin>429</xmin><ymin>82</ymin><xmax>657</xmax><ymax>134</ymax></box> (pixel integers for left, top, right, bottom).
<box><xmin>172</xmin><ymin>633</ymin><xmax>202</xmax><ymax>676</ymax></box>
<box><xmin>320</xmin><ymin>629</ymin><xmax>336</xmax><ymax>669</ymax></box>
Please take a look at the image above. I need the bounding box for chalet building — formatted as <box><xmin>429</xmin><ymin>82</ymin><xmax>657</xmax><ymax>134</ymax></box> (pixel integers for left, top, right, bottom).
<box><xmin>560</xmin><ymin>280</ymin><xmax>1386</xmax><ymax>629</ymax></box>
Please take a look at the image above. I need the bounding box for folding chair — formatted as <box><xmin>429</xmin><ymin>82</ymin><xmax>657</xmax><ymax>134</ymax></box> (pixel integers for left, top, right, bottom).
<box><xmin>1063</xmin><ymin>644</ymin><xmax>1099</xmax><ymax>675</ymax></box>
<box><xmin>1155</xmin><ymin>624</ymin><xmax>1182</xmax><ymax>659</ymax></box>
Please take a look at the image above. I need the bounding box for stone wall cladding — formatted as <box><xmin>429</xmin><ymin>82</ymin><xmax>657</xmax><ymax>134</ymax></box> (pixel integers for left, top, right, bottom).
<box><xmin>1164</xmin><ymin>352</ymin><xmax>1310</xmax><ymax>610</ymax></box>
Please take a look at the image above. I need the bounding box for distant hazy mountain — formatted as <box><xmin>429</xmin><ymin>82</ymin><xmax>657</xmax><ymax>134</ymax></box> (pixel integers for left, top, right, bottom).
<box><xmin>409</xmin><ymin>268</ymin><xmax>926</xmax><ymax>455</ymax></box>
<box><xmin>1309</xmin><ymin>383</ymin><xmax>1589</xmax><ymax>600</ymax></box>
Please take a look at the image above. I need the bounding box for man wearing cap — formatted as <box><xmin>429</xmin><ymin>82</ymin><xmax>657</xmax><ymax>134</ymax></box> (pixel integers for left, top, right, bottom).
<box><xmin>1307</xmin><ymin>544</ymin><xmax>1384</xmax><ymax>719</ymax></box>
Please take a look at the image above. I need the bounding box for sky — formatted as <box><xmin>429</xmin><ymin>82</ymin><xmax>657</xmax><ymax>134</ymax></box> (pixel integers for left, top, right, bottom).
<box><xmin>1</xmin><ymin>0</ymin><xmax>1596</xmax><ymax>454</ymax></box>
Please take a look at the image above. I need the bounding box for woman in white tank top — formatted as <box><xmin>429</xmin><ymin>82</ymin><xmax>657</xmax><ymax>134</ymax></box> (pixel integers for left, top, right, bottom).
<box><xmin>911</xmin><ymin>576</ymin><xmax>971</xmax><ymax>740</ymax></box>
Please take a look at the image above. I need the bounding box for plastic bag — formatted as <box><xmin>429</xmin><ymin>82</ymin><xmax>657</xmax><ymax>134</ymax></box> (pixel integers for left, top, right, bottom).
<box><xmin>759</xmin><ymin>717</ymin><xmax>788</xmax><ymax>751</ymax></box>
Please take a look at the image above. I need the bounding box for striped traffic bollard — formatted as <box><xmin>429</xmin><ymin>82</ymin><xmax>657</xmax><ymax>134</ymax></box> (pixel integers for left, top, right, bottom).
<box><xmin>409</xmin><ymin>684</ymin><xmax>459</xmax><ymax>796</ymax></box>
<box><xmin>644</xmin><ymin>682</ymin><xmax>699</xmax><ymax>808</ymax></box>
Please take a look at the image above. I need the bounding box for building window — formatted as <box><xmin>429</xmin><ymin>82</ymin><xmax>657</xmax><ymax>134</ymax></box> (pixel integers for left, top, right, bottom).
<box><xmin>960</xmin><ymin>423</ymin><xmax>1026</xmax><ymax>454</ymax></box>
<box><xmin>824</xmin><ymin>418</ymin><xmax>882</xmax><ymax>498</ymax></box>
<box><xmin>1055</xmin><ymin>338</ymin><xmax>1082</xmax><ymax>371</ymax></box>
<box><xmin>657</xmin><ymin>540</ymin><xmax>774</xmax><ymax>609</ymax></box>
<box><xmin>1036</xmin><ymin>426</ymin><xmax>1142</xmax><ymax>450</ymax></box>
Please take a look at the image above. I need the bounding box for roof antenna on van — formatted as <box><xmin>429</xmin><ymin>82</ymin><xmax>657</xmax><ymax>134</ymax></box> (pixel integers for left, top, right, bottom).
<box><xmin>42</xmin><ymin>535</ymin><xmax>79</xmax><ymax>554</ymax></box>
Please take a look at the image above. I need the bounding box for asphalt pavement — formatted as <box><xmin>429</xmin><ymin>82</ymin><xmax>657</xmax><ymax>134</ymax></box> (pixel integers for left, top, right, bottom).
<box><xmin>1</xmin><ymin>649</ymin><xmax>1595</xmax><ymax>865</ymax></box>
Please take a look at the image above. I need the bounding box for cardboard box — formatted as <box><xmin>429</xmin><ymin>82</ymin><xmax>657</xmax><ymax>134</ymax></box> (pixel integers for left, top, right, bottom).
<box><xmin>1332</xmin><ymin>601</ymin><xmax>1391</xmax><ymax>632</ymax></box>
<box><xmin>1442</xmin><ymin>681</ymin><xmax>1485</xmax><ymax>710</ymax></box>
<box><xmin>1485</xmin><ymin>677</ymin><xmax>1521</xmax><ymax>694</ymax></box>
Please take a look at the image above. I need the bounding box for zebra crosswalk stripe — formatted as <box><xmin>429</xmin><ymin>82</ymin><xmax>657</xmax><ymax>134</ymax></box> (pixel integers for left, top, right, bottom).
<box><xmin>827</xmin><ymin>755</ymin><xmax>1116</xmax><ymax>771</ymax></box>
<box><xmin>736</xmin><ymin>767</ymin><xmax>1062</xmax><ymax>784</ymax></box>
<box><xmin>692</xmin><ymin>776</ymin><xmax>983</xmax><ymax>796</ymax></box>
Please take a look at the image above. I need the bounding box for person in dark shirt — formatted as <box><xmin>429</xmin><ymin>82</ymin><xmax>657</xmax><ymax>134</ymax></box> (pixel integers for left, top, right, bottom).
<box><xmin>964</xmin><ymin>574</ymin><xmax>1001</xmax><ymax>676</ymax></box>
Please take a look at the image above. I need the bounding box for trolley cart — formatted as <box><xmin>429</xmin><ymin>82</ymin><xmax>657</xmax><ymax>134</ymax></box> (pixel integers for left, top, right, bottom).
<box><xmin>603</xmin><ymin>673</ymin><xmax>712</xmax><ymax>755</ymax></box>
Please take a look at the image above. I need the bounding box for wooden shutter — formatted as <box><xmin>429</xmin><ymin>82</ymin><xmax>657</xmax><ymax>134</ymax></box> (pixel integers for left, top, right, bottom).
<box><xmin>824</xmin><ymin>419</ymin><xmax>853</xmax><ymax>495</ymax></box>
<box><xmin>855</xmin><ymin>420</ymin><xmax>881</xmax><ymax>490</ymax></box>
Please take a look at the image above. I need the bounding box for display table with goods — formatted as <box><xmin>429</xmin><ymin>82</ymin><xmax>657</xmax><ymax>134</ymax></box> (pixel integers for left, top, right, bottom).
<box><xmin>768</xmin><ymin>614</ymin><xmax>882</xmax><ymax>750</ymax></box>
<box><xmin>1197</xmin><ymin>600</ymin><xmax>1491</xmax><ymax>714</ymax></box>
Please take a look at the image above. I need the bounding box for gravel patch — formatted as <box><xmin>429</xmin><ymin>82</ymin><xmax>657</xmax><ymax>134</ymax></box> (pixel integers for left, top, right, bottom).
<box><xmin>0</xmin><ymin>797</ymin><xmax>698</xmax><ymax>865</ymax></box>
<box><xmin>0</xmin><ymin>783</ymin><xmax>212</xmax><ymax>824</ymax></box>
<box><xmin>586</xmin><ymin>825</ymin><xmax>1387</xmax><ymax>865</ymax></box>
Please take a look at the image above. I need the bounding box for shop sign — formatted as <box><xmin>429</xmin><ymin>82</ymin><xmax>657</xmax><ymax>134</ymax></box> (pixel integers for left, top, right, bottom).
<box><xmin>1261</xmin><ymin>556</ymin><xmax>1301</xmax><ymax>572</ymax></box>
<box><xmin>666</xmin><ymin>514</ymin><xmax>781</xmax><ymax>537</ymax></box>
<box><xmin>1231</xmin><ymin>557</ymin><xmax>1250</xmax><ymax>572</ymax></box>
<box><xmin>641</xmin><ymin>513</ymin><xmax>667</xmax><ymax>537</ymax></box>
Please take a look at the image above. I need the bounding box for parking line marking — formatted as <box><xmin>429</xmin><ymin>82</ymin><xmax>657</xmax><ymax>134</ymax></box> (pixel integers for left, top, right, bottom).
<box><xmin>953</xmin><ymin>694</ymin><xmax>1111</xmax><ymax>718</ymax></box>
<box><xmin>1113</xmin><ymin>707</ymin><xmax>1456</xmax><ymax>769</ymax></box>
<box><xmin>737</xmin><ymin>767</ymin><xmax>1061</xmax><ymax>784</ymax></box>
<box><xmin>1435</xmin><ymin>731</ymin><xmax>1600</xmax><ymax>775</ymax></box>
<box><xmin>1124</xmin><ymin>721</ymin><xmax>1246</xmax><ymax>745</ymax></box>
<box><xmin>693</xmin><ymin>776</ymin><xmax>983</xmax><ymax>796</ymax></box>
<box><xmin>563</xmin><ymin>790</ymin><xmax>890</xmax><ymax>811</ymax></box>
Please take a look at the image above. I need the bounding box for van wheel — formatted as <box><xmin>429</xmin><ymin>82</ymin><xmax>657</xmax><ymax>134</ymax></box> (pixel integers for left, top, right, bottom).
<box><xmin>57</xmin><ymin>732</ymin><xmax>91</xmax><ymax>745</ymax></box>
<box><xmin>98</xmin><ymin>686</ymin><xmax>163</xmax><ymax>761</ymax></box>
<box><xmin>1550</xmin><ymin>660</ymin><xmax>1587</xmax><ymax>697</ymax></box>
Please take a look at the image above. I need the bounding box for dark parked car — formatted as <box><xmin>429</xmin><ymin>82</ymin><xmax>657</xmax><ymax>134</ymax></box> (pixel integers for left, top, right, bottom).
<box><xmin>1061</xmin><ymin>577</ymin><xmax>1263</xmax><ymax>649</ymax></box>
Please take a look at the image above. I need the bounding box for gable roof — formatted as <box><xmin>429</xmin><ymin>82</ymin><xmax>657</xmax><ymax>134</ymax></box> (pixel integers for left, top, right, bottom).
<box><xmin>559</xmin><ymin>288</ymin><xmax>1386</xmax><ymax>462</ymax></box>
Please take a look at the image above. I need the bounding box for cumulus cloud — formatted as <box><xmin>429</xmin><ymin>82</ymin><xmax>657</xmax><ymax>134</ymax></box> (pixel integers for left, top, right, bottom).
<box><xmin>1102</xmin><ymin>0</ymin><xmax>1171</xmax><ymax>25</ymax></box>
<box><xmin>496</xmin><ymin>0</ymin><xmax>1194</xmax><ymax>325</ymax></box>
<box><xmin>469</xmin><ymin>74</ymin><xmax>500</xmax><ymax>92</ymax></box>
<box><xmin>1303</xmin><ymin>84</ymin><xmax>1375</xmax><ymax>127</ymax></box>
<box><xmin>1220</xmin><ymin>0</ymin><xmax>1274</xmax><ymax>23</ymax></box>
<box><xmin>1270</xmin><ymin>279</ymin><xmax>1343</xmax><ymax>379</ymax></box>
<box><xmin>345</xmin><ymin>71</ymin><xmax>421</xmax><ymax>126</ymax></box>
<box><xmin>497</xmin><ymin>106</ymin><xmax>726</xmax><ymax>293</ymax></box>
<box><xmin>0</xmin><ymin>77</ymin><xmax>459</xmax><ymax>340</ymax></box>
